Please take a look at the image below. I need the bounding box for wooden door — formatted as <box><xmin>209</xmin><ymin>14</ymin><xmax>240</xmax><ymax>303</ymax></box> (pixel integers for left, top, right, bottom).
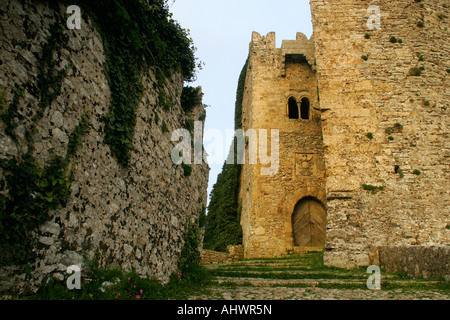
<box><xmin>292</xmin><ymin>199</ymin><xmax>326</xmax><ymax>247</ymax></box>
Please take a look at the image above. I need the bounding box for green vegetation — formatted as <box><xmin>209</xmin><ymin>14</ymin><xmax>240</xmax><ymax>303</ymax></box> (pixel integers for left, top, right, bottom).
<box><xmin>395</xmin><ymin>166</ymin><xmax>404</xmax><ymax>178</ymax></box>
<box><xmin>362</xmin><ymin>184</ymin><xmax>385</xmax><ymax>194</ymax></box>
<box><xmin>366</xmin><ymin>132</ymin><xmax>374</xmax><ymax>139</ymax></box>
<box><xmin>161</xmin><ymin>121</ymin><xmax>169</xmax><ymax>133</ymax></box>
<box><xmin>385</xmin><ymin>123</ymin><xmax>403</xmax><ymax>135</ymax></box>
<box><xmin>205</xmin><ymin>251</ymin><xmax>450</xmax><ymax>295</ymax></box>
<box><xmin>393</xmin><ymin>123</ymin><xmax>403</xmax><ymax>132</ymax></box>
<box><xmin>409</xmin><ymin>67</ymin><xmax>423</xmax><ymax>76</ymax></box>
<box><xmin>182</xmin><ymin>163</ymin><xmax>192</xmax><ymax>177</ymax></box>
<box><xmin>0</xmin><ymin>88</ymin><xmax>24</xmax><ymax>141</ymax></box>
<box><xmin>234</xmin><ymin>57</ymin><xmax>249</xmax><ymax>131</ymax></box>
<box><xmin>0</xmin><ymin>0</ymin><xmax>199</xmax><ymax>266</ymax></box>
<box><xmin>184</xmin><ymin>118</ymin><xmax>195</xmax><ymax>133</ymax></box>
<box><xmin>0</xmin><ymin>110</ymin><xmax>90</xmax><ymax>265</ymax></box>
<box><xmin>203</xmin><ymin>58</ymin><xmax>249</xmax><ymax>252</ymax></box>
<box><xmin>413</xmin><ymin>169</ymin><xmax>422</xmax><ymax>175</ymax></box>
<box><xmin>361</xmin><ymin>55</ymin><xmax>369</xmax><ymax>61</ymax></box>
<box><xmin>203</xmin><ymin>151</ymin><xmax>243</xmax><ymax>252</ymax></box>
<box><xmin>0</xmin><ymin>16</ymin><xmax>83</xmax><ymax>266</ymax></box>
<box><xmin>76</xmin><ymin>0</ymin><xmax>197</xmax><ymax>167</ymax></box>
<box><xmin>31</xmin><ymin>223</ymin><xmax>211</xmax><ymax>300</ymax></box>
<box><xmin>158</xmin><ymin>90</ymin><xmax>172</xmax><ymax>111</ymax></box>
<box><xmin>31</xmin><ymin>250</ymin><xmax>450</xmax><ymax>300</ymax></box>
<box><xmin>389</xmin><ymin>36</ymin><xmax>399</xmax><ymax>43</ymax></box>
<box><xmin>181</xmin><ymin>86</ymin><xmax>202</xmax><ymax>113</ymax></box>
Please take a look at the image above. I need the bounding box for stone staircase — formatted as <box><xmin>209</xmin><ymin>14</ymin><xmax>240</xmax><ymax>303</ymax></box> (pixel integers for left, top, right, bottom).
<box><xmin>189</xmin><ymin>251</ymin><xmax>449</xmax><ymax>300</ymax></box>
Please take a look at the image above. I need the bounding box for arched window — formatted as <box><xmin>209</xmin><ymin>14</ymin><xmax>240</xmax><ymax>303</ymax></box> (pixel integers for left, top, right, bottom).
<box><xmin>300</xmin><ymin>97</ymin><xmax>310</xmax><ymax>120</ymax></box>
<box><xmin>288</xmin><ymin>97</ymin><xmax>299</xmax><ymax>119</ymax></box>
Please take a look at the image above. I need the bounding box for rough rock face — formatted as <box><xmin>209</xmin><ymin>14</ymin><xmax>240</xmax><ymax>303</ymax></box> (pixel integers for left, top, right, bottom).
<box><xmin>0</xmin><ymin>0</ymin><xmax>208</xmax><ymax>294</ymax></box>
<box><xmin>379</xmin><ymin>245</ymin><xmax>450</xmax><ymax>279</ymax></box>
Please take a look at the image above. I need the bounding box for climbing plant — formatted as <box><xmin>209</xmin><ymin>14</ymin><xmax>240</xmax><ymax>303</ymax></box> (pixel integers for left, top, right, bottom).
<box><xmin>0</xmin><ymin>14</ymin><xmax>88</xmax><ymax>265</ymax></box>
<box><xmin>203</xmin><ymin>58</ymin><xmax>248</xmax><ymax>252</ymax></box>
<box><xmin>73</xmin><ymin>0</ymin><xmax>197</xmax><ymax>166</ymax></box>
<box><xmin>0</xmin><ymin>0</ymin><xmax>198</xmax><ymax>265</ymax></box>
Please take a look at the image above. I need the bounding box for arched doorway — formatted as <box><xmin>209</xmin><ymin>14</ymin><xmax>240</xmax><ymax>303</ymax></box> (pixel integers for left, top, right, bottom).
<box><xmin>292</xmin><ymin>198</ymin><xmax>326</xmax><ymax>248</ymax></box>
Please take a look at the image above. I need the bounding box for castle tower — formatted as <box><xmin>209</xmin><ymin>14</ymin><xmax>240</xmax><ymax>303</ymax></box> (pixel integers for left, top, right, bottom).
<box><xmin>310</xmin><ymin>0</ymin><xmax>449</xmax><ymax>268</ymax></box>
<box><xmin>239</xmin><ymin>32</ymin><xmax>327</xmax><ymax>258</ymax></box>
<box><xmin>239</xmin><ymin>0</ymin><xmax>448</xmax><ymax>268</ymax></box>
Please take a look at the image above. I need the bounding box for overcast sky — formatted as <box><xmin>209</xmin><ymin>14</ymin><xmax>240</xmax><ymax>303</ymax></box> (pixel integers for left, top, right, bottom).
<box><xmin>170</xmin><ymin>0</ymin><xmax>313</xmax><ymax>203</ymax></box>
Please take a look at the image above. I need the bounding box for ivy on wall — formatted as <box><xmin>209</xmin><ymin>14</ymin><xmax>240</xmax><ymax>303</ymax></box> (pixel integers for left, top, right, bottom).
<box><xmin>0</xmin><ymin>15</ymin><xmax>85</xmax><ymax>265</ymax></box>
<box><xmin>0</xmin><ymin>0</ymin><xmax>198</xmax><ymax>265</ymax></box>
<box><xmin>74</xmin><ymin>0</ymin><xmax>197</xmax><ymax>167</ymax></box>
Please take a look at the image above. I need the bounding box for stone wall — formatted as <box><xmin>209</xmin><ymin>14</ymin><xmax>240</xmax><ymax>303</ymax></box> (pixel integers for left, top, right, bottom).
<box><xmin>310</xmin><ymin>0</ymin><xmax>449</xmax><ymax>268</ymax></box>
<box><xmin>239</xmin><ymin>32</ymin><xmax>326</xmax><ymax>259</ymax></box>
<box><xmin>0</xmin><ymin>1</ymin><xmax>208</xmax><ymax>295</ymax></box>
<box><xmin>200</xmin><ymin>245</ymin><xmax>244</xmax><ymax>265</ymax></box>
<box><xmin>379</xmin><ymin>245</ymin><xmax>450</xmax><ymax>279</ymax></box>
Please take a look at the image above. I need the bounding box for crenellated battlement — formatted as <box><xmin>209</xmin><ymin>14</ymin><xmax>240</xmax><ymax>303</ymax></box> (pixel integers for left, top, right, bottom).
<box><xmin>250</xmin><ymin>32</ymin><xmax>316</xmax><ymax>76</ymax></box>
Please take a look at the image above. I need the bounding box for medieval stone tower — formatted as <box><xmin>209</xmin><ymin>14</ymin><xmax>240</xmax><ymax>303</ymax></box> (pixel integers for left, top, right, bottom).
<box><xmin>239</xmin><ymin>0</ymin><xmax>449</xmax><ymax>268</ymax></box>
<box><xmin>239</xmin><ymin>32</ymin><xmax>327</xmax><ymax>259</ymax></box>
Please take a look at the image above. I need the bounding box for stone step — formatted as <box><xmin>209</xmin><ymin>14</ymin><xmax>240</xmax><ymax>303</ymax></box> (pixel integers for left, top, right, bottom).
<box><xmin>210</xmin><ymin>270</ymin><xmax>366</xmax><ymax>279</ymax></box>
<box><xmin>205</xmin><ymin>257</ymin><xmax>322</xmax><ymax>268</ymax></box>
<box><xmin>213</xmin><ymin>276</ymin><xmax>366</xmax><ymax>287</ymax></box>
<box><xmin>212</xmin><ymin>276</ymin><xmax>441</xmax><ymax>289</ymax></box>
<box><xmin>191</xmin><ymin>250</ymin><xmax>449</xmax><ymax>300</ymax></box>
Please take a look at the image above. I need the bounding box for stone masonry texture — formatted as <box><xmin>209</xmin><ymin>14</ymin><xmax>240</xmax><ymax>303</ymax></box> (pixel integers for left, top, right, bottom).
<box><xmin>239</xmin><ymin>32</ymin><xmax>326</xmax><ymax>259</ymax></box>
<box><xmin>310</xmin><ymin>0</ymin><xmax>449</xmax><ymax>269</ymax></box>
<box><xmin>239</xmin><ymin>0</ymin><xmax>449</xmax><ymax>270</ymax></box>
<box><xmin>0</xmin><ymin>0</ymin><xmax>208</xmax><ymax>295</ymax></box>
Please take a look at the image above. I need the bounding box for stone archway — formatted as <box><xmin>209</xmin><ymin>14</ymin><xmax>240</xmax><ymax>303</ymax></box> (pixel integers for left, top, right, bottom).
<box><xmin>292</xmin><ymin>197</ymin><xmax>327</xmax><ymax>248</ymax></box>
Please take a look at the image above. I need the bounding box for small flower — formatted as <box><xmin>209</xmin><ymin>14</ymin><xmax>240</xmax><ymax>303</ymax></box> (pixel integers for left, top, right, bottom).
<box><xmin>136</xmin><ymin>295</ymin><xmax>141</xmax><ymax>299</ymax></box>
<box><xmin>140</xmin><ymin>289</ymin><xmax>143</xmax><ymax>294</ymax></box>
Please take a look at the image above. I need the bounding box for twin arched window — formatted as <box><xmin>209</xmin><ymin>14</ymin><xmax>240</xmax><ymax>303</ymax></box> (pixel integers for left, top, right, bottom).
<box><xmin>288</xmin><ymin>97</ymin><xmax>310</xmax><ymax>120</ymax></box>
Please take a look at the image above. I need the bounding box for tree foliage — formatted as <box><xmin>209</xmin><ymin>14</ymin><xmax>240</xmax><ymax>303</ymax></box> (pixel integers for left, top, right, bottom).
<box><xmin>203</xmin><ymin>58</ymin><xmax>248</xmax><ymax>252</ymax></box>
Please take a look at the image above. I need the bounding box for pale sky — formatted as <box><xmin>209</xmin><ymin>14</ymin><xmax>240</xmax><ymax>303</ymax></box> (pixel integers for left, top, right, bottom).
<box><xmin>170</xmin><ymin>0</ymin><xmax>313</xmax><ymax>202</ymax></box>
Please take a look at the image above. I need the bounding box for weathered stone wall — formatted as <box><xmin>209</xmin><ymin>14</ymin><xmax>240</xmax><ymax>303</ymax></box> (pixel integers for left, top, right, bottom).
<box><xmin>200</xmin><ymin>245</ymin><xmax>244</xmax><ymax>265</ymax></box>
<box><xmin>379</xmin><ymin>245</ymin><xmax>450</xmax><ymax>279</ymax></box>
<box><xmin>310</xmin><ymin>0</ymin><xmax>449</xmax><ymax>268</ymax></box>
<box><xmin>239</xmin><ymin>32</ymin><xmax>326</xmax><ymax>258</ymax></box>
<box><xmin>0</xmin><ymin>1</ymin><xmax>208</xmax><ymax>295</ymax></box>
<box><xmin>200</xmin><ymin>250</ymin><xmax>229</xmax><ymax>265</ymax></box>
